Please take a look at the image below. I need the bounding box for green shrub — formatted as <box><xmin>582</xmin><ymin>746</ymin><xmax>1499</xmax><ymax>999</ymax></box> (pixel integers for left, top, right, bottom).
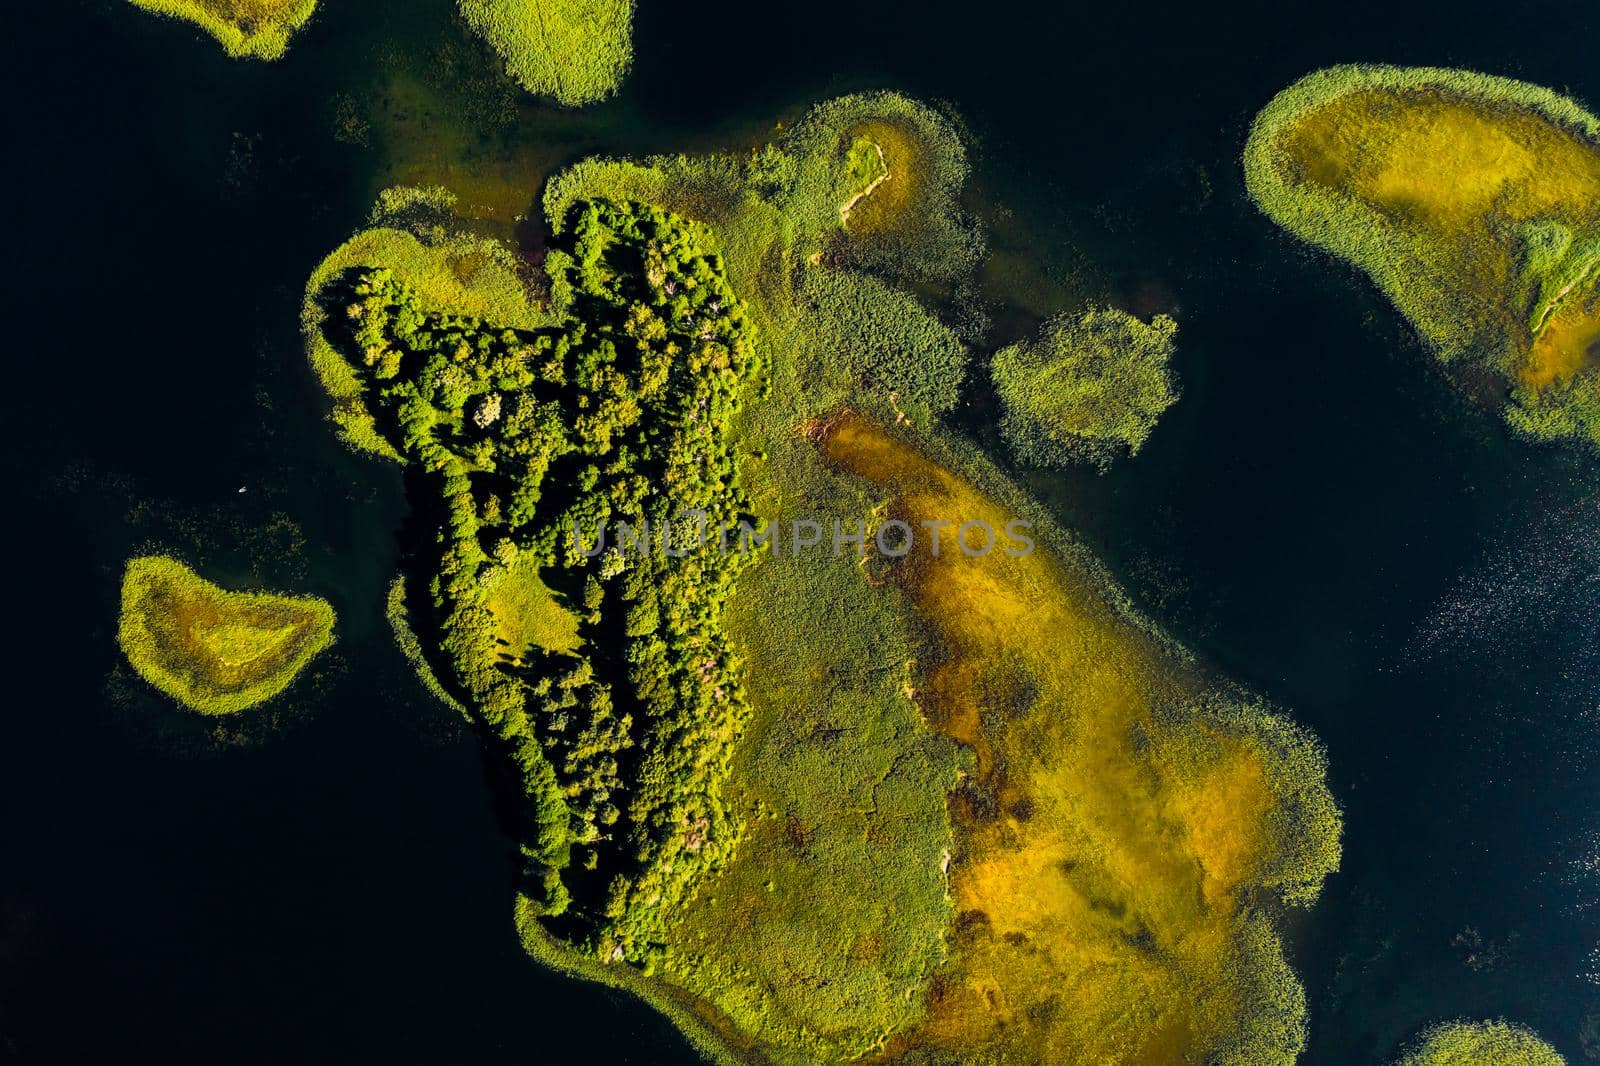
<box><xmin>993</xmin><ymin>307</ymin><xmax>1179</xmax><ymax>466</ymax></box>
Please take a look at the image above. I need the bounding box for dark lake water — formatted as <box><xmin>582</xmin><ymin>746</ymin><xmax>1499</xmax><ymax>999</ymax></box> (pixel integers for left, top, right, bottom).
<box><xmin>3</xmin><ymin>0</ymin><xmax>1596</xmax><ymax>1061</ymax></box>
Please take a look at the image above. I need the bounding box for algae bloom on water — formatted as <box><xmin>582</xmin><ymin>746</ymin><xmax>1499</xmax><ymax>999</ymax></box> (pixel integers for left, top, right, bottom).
<box><xmin>127</xmin><ymin>0</ymin><xmax>320</xmax><ymax>60</ymax></box>
<box><xmin>117</xmin><ymin>556</ymin><xmax>335</xmax><ymax>714</ymax></box>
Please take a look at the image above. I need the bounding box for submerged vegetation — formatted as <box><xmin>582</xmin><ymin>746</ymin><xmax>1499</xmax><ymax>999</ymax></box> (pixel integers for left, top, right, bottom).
<box><xmin>1245</xmin><ymin>64</ymin><xmax>1600</xmax><ymax>445</ymax></box>
<box><xmin>127</xmin><ymin>0</ymin><xmax>318</xmax><ymax>59</ymax></box>
<box><xmin>306</xmin><ymin>88</ymin><xmax>1338</xmax><ymax>1064</ymax></box>
<box><xmin>992</xmin><ymin>307</ymin><xmax>1179</xmax><ymax>466</ymax></box>
<box><xmin>118</xmin><ymin>556</ymin><xmax>335</xmax><ymax>714</ymax></box>
<box><xmin>457</xmin><ymin>0</ymin><xmax>634</xmax><ymax>106</ymax></box>
<box><xmin>1396</xmin><ymin>1020</ymin><xmax>1566</xmax><ymax>1065</ymax></box>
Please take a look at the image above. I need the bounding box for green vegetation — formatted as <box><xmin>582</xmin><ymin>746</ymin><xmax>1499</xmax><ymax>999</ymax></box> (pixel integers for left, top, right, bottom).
<box><xmin>786</xmin><ymin>92</ymin><xmax>985</xmax><ymax>283</ymax></box>
<box><xmin>841</xmin><ymin>136</ymin><xmax>889</xmax><ymax>223</ymax></box>
<box><xmin>993</xmin><ymin>307</ymin><xmax>1179</xmax><ymax>466</ymax></box>
<box><xmin>1397</xmin><ymin>1020</ymin><xmax>1566</xmax><ymax>1065</ymax></box>
<box><xmin>386</xmin><ymin>576</ymin><xmax>469</xmax><ymax>719</ymax></box>
<box><xmin>798</xmin><ymin>267</ymin><xmax>969</xmax><ymax>416</ymax></box>
<box><xmin>314</xmin><ymin>197</ymin><xmax>763</xmax><ymax>957</ymax></box>
<box><xmin>302</xmin><ymin>187</ymin><xmax>551</xmax><ymax>460</ymax></box>
<box><xmin>488</xmin><ymin>551</ymin><xmax>583</xmax><ymax>657</ymax></box>
<box><xmin>457</xmin><ymin>0</ymin><xmax>634</xmax><ymax>106</ymax></box>
<box><xmin>118</xmin><ymin>556</ymin><xmax>335</xmax><ymax>714</ymax></box>
<box><xmin>306</xmin><ymin>88</ymin><xmax>1338</xmax><ymax>1064</ymax></box>
<box><xmin>1245</xmin><ymin>64</ymin><xmax>1600</xmax><ymax>445</ymax></box>
<box><xmin>127</xmin><ymin>0</ymin><xmax>318</xmax><ymax>60</ymax></box>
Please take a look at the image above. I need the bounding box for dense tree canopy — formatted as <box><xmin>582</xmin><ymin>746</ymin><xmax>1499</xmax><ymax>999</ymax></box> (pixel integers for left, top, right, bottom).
<box><xmin>324</xmin><ymin>198</ymin><xmax>764</xmax><ymax>963</ymax></box>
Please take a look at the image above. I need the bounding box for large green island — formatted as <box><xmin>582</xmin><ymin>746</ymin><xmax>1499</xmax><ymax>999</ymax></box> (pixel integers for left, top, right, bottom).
<box><xmin>118</xmin><ymin>556</ymin><xmax>336</xmax><ymax>714</ymax></box>
<box><xmin>305</xmin><ymin>92</ymin><xmax>1342</xmax><ymax>1063</ymax></box>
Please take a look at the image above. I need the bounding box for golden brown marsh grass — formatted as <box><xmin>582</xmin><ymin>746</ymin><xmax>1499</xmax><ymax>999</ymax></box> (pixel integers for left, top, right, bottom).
<box><xmin>821</xmin><ymin>414</ymin><xmax>1336</xmax><ymax>1064</ymax></box>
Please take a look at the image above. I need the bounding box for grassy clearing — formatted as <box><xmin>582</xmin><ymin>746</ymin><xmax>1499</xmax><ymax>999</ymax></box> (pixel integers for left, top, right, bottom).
<box><xmin>486</xmin><ymin>552</ymin><xmax>583</xmax><ymax>658</ymax></box>
<box><xmin>118</xmin><ymin>555</ymin><xmax>335</xmax><ymax>714</ymax></box>
<box><xmin>1245</xmin><ymin>64</ymin><xmax>1600</xmax><ymax>445</ymax></box>
<box><xmin>457</xmin><ymin>0</ymin><xmax>634</xmax><ymax>106</ymax></box>
<box><xmin>127</xmin><ymin>0</ymin><xmax>318</xmax><ymax>60</ymax></box>
<box><xmin>1396</xmin><ymin>1020</ymin><xmax>1565</xmax><ymax>1065</ymax></box>
<box><xmin>840</xmin><ymin>136</ymin><xmax>889</xmax><ymax>224</ymax></box>
<box><xmin>993</xmin><ymin>307</ymin><xmax>1179</xmax><ymax>467</ymax></box>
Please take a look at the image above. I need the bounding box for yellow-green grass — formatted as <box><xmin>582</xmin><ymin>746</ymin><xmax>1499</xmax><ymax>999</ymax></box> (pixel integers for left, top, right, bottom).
<box><xmin>993</xmin><ymin>307</ymin><xmax>1180</xmax><ymax>467</ymax></box>
<box><xmin>486</xmin><ymin>553</ymin><xmax>582</xmax><ymax>660</ymax></box>
<box><xmin>541</xmin><ymin>92</ymin><xmax>984</xmax><ymax>292</ymax></box>
<box><xmin>1245</xmin><ymin>64</ymin><xmax>1600</xmax><ymax>444</ymax></box>
<box><xmin>1396</xmin><ymin>1020</ymin><xmax>1565</xmax><ymax>1065</ymax></box>
<box><xmin>457</xmin><ymin>0</ymin><xmax>634</xmax><ymax>107</ymax></box>
<box><xmin>836</xmin><ymin>121</ymin><xmax>918</xmax><ymax>237</ymax></box>
<box><xmin>127</xmin><ymin>0</ymin><xmax>318</xmax><ymax>60</ymax></box>
<box><xmin>818</xmin><ymin>413</ymin><xmax>1338</xmax><ymax>1064</ymax></box>
<box><xmin>118</xmin><ymin>556</ymin><xmax>335</xmax><ymax>715</ymax></box>
<box><xmin>796</xmin><ymin>97</ymin><xmax>984</xmax><ymax>283</ymax></box>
